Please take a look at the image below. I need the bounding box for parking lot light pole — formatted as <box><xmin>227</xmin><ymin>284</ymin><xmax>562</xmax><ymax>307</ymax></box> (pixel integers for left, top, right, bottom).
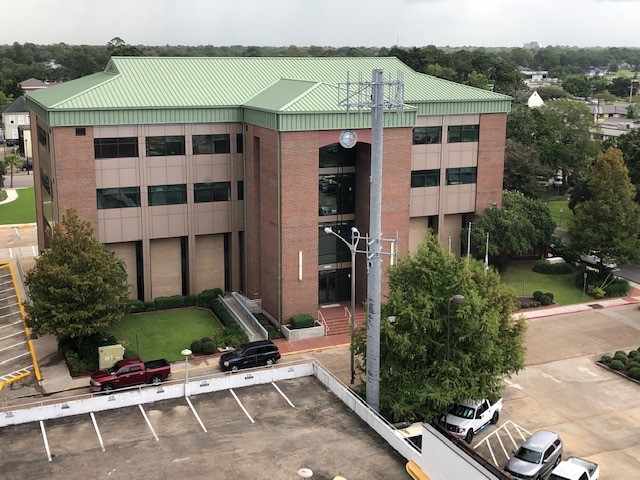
<box><xmin>446</xmin><ymin>295</ymin><xmax>465</xmax><ymax>361</ymax></box>
<box><xmin>181</xmin><ymin>349</ymin><xmax>192</xmax><ymax>393</ymax></box>
<box><xmin>324</xmin><ymin>225</ymin><xmax>361</xmax><ymax>384</ymax></box>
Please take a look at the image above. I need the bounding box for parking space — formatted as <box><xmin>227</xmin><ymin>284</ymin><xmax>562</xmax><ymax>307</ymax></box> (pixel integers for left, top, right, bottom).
<box><xmin>0</xmin><ymin>375</ymin><xmax>408</xmax><ymax>479</ymax></box>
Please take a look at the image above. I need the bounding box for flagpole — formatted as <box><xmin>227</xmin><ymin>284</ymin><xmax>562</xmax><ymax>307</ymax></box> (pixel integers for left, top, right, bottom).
<box><xmin>484</xmin><ymin>232</ymin><xmax>490</xmax><ymax>275</ymax></box>
<box><xmin>467</xmin><ymin>222</ymin><xmax>471</xmax><ymax>257</ymax></box>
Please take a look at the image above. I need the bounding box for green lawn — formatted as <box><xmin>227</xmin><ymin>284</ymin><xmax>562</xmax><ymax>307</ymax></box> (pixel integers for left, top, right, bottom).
<box><xmin>501</xmin><ymin>260</ymin><xmax>591</xmax><ymax>305</ymax></box>
<box><xmin>544</xmin><ymin>198</ymin><xmax>573</xmax><ymax>228</ymax></box>
<box><xmin>108</xmin><ymin>308</ymin><xmax>224</xmax><ymax>362</ymax></box>
<box><xmin>0</xmin><ymin>187</ymin><xmax>36</xmax><ymax>224</ymax></box>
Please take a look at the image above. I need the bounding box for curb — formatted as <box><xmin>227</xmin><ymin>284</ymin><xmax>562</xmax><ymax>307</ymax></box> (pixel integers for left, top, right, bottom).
<box><xmin>516</xmin><ymin>297</ymin><xmax>639</xmax><ymax>320</ymax></box>
<box><xmin>594</xmin><ymin>360</ymin><xmax>640</xmax><ymax>386</ymax></box>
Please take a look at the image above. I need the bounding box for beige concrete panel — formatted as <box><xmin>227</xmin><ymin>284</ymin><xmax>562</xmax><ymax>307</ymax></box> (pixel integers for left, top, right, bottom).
<box><xmin>118</xmin><ymin>168</ymin><xmax>138</xmax><ymax>185</ymax></box>
<box><xmin>194</xmin><ymin>234</ymin><xmax>225</xmax><ymax>294</ymax></box>
<box><xmin>440</xmin><ymin>214</ymin><xmax>462</xmax><ymax>256</ymax></box>
<box><xmin>195</xmin><ymin>211</ymin><xmax>214</xmax><ymax>235</ymax></box>
<box><xmin>149</xmin><ymin>237</ymin><xmax>182</xmax><ymax>298</ymax></box>
<box><xmin>411</xmin><ymin>152</ymin><xmax>426</xmax><ymax>171</ymax></box>
<box><xmin>100</xmin><ymin>169</ymin><xmax>119</xmax><ymax>186</ymax></box>
<box><xmin>167</xmin><ymin>211</ymin><xmax>189</xmax><ymax>237</ymax></box>
<box><xmin>96</xmin><ymin>158</ymin><xmax>120</xmax><ymax>170</ymax></box>
<box><xmin>409</xmin><ymin>195</ymin><xmax>424</xmax><ymax>217</ymax></box>
<box><xmin>94</xmin><ymin>126</ymin><xmax>118</xmax><ymax>137</ymax></box>
<box><xmin>149</xmin><ymin>210</ymin><xmax>169</xmax><ymax>238</ymax></box>
<box><xmin>425</xmin><ymin>151</ymin><xmax>440</xmax><ymax>169</ymax></box>
<box><xmin>121</xmin><ymin>216</ymin><xmax>143</xmax><ymax>241</ymax></box>
<box><xmin>103</xmin><ymin>218</ymin><xmax>123</xmax><ymax>243</ymax></box>
<box><xmin>409</xmin><ymin>217</ymin><xmax>430</xmax><ymax>252</ymax></box>
<box><xmin>95</xmin><ymin>169</ymin><xmax>103</xmax><ymax>188</ymax></box>
<box><xmin>105</xmin><ymin>242</ymin><xmax>137</xmax><ymax>299</ymax></box>
<box><xmin>213</xmin><ymin>210</ymin><xmax>231</xmax><ymax>232</ymax></box>
<box><xmin>460</xmin><ymin>149</ymin><xmax>477</xmax><ymax>166</ymax></box>
<box><xmin>212</xmin><ymin>163</ymin><xmax>231</xmax><ymax>181</ymax></box>
<box><xmin>167</xmin><ymin>164</ymin><xmax>186</xmax><ymax>183</ymax></box>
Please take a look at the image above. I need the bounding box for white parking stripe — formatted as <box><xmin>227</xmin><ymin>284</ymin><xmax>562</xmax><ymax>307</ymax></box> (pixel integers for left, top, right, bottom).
<box><xmin>0</xmin><ymin>330</ymin><xmax>24</xmax><ymax>341</ymax></box>
<box><xmin>185</xmin><ymin>397</ymin><xmax>207</xmax><ymax>432</ymax></box>
<box><xmin>138</xmin><ymin>404</ymin><xmax>159</xmax><ymax>441</ymax></box>
<box><xmin>39</xmin><ymin>420</ymin><xmax>52</xmax><ymax>462</ymax></box>
<box><xmin>271</xmin><ymin>382</ymin><xmax>295</xmax><ymax>408</ymax></box>
<box><xmin>0</xmin><ymin>351</ymin><xmax>30</xmax><ymax>365</ymax></box>
<box><xmin>90</xmin><ymin>412</ymin><xmax>106</xmax><ymax>452</ymax></box>
<box><xmin>229</xmin><ymin>389</ymin><xmax>254</xmax><ymax>424</ymax></box>
<box><xmin>0</xmin><ymin>341</ymin><xmax>27</xmax><ymax>353</ymax></box>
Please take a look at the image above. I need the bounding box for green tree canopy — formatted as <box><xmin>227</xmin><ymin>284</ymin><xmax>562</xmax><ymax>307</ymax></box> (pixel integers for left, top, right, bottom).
<box><xmin>570</xmin><ymin>147</ymin><xmax>640</xmax><ymax>265</ymax></box>
<box><xmin>360</xmin><ymin>231</ymin><xmax>525</xmax><ymax>421</ymax></box>
<box><xmin>503</xmin><ymin>139</ymin><xmax>553</xmax><ymax>198</ymax></box>
<box><xmin>605</xmin><ymin>128</ymin><xmax>640</xmax><ymax>200</ymax></box>
<box><xmin>24</xmin><ymin>209</ymin><xmax>130</xmax><ymax>338</ymax></box>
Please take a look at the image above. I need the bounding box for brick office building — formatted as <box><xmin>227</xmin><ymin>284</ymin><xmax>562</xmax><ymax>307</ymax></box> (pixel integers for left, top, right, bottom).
<box><xmin>25</xmin><ymin>57</ymin><xmax>511</xmax><ymax>326</ymax></box>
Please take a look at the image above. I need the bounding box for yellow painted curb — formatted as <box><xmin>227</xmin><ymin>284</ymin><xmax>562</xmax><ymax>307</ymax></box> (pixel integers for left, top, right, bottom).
<box><xmin>406</xmin><ymin>460</ymin><xmax>430</xmax><ymax>480</ymax></box>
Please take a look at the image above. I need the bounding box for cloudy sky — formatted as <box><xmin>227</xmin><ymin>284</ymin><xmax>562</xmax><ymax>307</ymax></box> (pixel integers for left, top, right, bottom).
<box><xmin>9</xmin><ymin>0</ymin><xmax>640</xmax><ymax>48</ymax></box>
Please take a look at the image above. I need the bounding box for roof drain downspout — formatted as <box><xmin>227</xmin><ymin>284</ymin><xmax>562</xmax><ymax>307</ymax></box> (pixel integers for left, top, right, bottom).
<box><xmin>276</xmin><ymin>127</ymin><xmax>282</xmax><ymax>331</ymax></box>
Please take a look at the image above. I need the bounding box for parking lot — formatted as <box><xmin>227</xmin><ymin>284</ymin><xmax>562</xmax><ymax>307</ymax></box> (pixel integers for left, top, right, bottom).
<box><xmin>471</xmin><ymin>304</ymin><xmax>640</xmax><ymax>480</ymax></box>
<box><xmin>0</xmin><ymin>376</ymin><xmax>408</xmax><ymax>480</ymax></box>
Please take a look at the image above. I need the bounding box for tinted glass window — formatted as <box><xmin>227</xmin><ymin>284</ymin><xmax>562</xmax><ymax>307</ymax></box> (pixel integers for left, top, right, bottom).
<box><xmin>194</xmin><ymin>182</ymin><xmax>231</xmax><ymax>203</ymax></box>
<box><xmin>448</xmin><ymin>125</ymin><xmax>479</xmax><ymax>143</ymax></box>
<box><xmin>193</xmin><ymin>134</ymin><xmax>231</xmax><ymax>155</ymax></box>
<box><xmin>446</xmin><ymin>167</ymin><xmax>477</xmax><ymax>185</ymax></box>
<box><xmin>148</xmin><ymin>184</ymin><xmax>187</xmax><ymax>206</ymax></box>
<box><xmin>319</xmin><ymin>144</ymin><xmax>356</xmax><ymax>168</ymax></box>
<box><xmin>95</xmin><ymin>137</ymin><xmax>138</xmax><ymax>159</ymax></box>
<box><xmin>146</xmin><ymin>136</ymin><xmax>185</xmax><ymax>156</ymax></box>
<box><xmin>236</xmin><ymin>133</ymin><xmax>243</xmax><ymax>153</ymax></box>
<box><xmin>411</xmin><ymin>169</ymin><xmax>440</xmax><ymax>187</ymax></box>
<box><xmin>97</xmin><ymin>187</ymin><xmax>141</xmax><ymax>209</ymax></box>
<box><xmin>413</xmin><ymin>126</ymin><xmax>442</xmax><ymax>145</ymax></box>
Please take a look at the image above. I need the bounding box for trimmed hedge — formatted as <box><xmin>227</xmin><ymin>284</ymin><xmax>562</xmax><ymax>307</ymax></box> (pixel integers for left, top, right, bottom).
<box><xmin>610</xmin><ymin>359</ymin><xmax>625</xmax><ymax>371</ymax></box>
<box><xmin>533</xmin><ymin>260</ymin><xmax>572</xmax><ymax>275</ymax></box>
<box><xmin>533</xmin><ymin>291</ymin><xmax>544</xmax><ymax>301</ymax></box>
<box><xmin>600</xmin><ymin>348</ymin><xmax>640</xmax><ymax>382</ymax></box>
<box><xmin>539</xmin><ymin>294</ymin><xmax>552</xmax><ymax>306</ymax></box>
<box><xmin>255</xmin><ymin>312</ymin><xmax>283</xmax><ymax>340</ymax></box>
<box><xmin>290</xmin><ymin>313</ymin><xmax>315</xmax><ymax>329</ymax></box>
<box><xmin>58</xmin><ymin>332</ymin><xmax>119</xmax><ymax>375</ymax></box>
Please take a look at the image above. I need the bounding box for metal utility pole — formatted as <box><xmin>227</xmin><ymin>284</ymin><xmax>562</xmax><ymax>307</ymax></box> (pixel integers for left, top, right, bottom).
<box><xmin>339</xmin><ymin>69</ymin><xmax>404</xmax><ymax>411</ymax></box>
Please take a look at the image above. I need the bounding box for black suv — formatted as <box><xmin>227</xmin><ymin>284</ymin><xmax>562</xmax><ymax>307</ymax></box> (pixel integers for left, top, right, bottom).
<box><xmin>219</xmin><ymin>340</ymin><xmax>281</xmax><ymax>372</ymax></box>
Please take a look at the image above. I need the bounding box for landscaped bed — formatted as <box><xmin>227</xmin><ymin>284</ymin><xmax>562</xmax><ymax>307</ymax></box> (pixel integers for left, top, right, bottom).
<box><xmin>598</xmin><ymin>348</ymin><xmax>640</xmax><ymax>382</ymax></box>
<box><xmin>108</xmin><ymin>308</ymin><xmax>224</xmax><ymax>362</ymax></box>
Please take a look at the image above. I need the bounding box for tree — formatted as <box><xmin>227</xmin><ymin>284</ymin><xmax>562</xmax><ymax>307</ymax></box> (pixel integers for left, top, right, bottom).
<box><xmin>24</xmin><ymin>209</ymin><xmax>130</xmax><ymax>339</ymax></box>
<box><xmin>106</xmin><ymin>37</ymin><xmax>143</xmax><ymax>57</ymax></box>
<box><xmin>609</xmin><ymin>76</ymin><xmax>631</xmax><ymax>98</ymax></box>
<box><xmin>562</xmin><ymin>74</ymin><xmax>592</xmax><ymax>97</ymax></box>
<box><xmin>605</xmin><ymin>128</ymin><xmax>640</xmax><ymax>199</ymax></box>
<box><xmin>357</xmin><ymin>231</ymin><xmax>525</xmax><ymax>421</ymax></box>
<box><xmin>570</xmin><ymin>147</ymin><xmax>640</xmax><ymax>265</ymax></box>
<box><xmin>3</xmin><ymin>153</ymin><xmax>22</xmax><ymax>188</ymax></box>
<box><xmin>503</xmin><ymin>139</ymin><xmax>553</xmax><ymax>198</ymax></box>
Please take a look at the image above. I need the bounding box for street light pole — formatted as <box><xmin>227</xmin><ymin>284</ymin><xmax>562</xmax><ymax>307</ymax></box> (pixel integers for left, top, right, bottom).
<box><xmin>181</xmin><ymin>348</ymin><xmax>192</xmax><ymax>395</ymax></box>
<box><xmin>446</xmin><ymin>295</ymin><xmax>465</xmax><ymax>361</ymax></box>
<box><xmin>324</xmin><ymin>225</ymin><xmax>360</xmax><ymax>384</ymax></box>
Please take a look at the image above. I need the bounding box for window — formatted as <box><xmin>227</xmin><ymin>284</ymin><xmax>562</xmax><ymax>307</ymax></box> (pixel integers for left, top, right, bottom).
<box><xmin>40</xmin><ymin>169</ymin><xmax>51</xmax><ymax>196</ymax></box>
<box><xmin>148</xmin><ymin>184</ymin><xmax>187</xmax><ymax>206</ymax></box>
<box><xmin>446</xmin><ymin>167</ymin><xmax>477</xmax><ymax>185</ymax></box>
<box><xmin>146</xmin><ymin>136</ymin><xmax>185</xmax><ymax>156</ymax></box>
<box><xmin>129</xmin><ymin>365</ymin><xmax>142</xmax><ymax>373</ymax></box>
<box><xmin>448</xmin><ymin>125</ymin><xmax>479</xmax><ymax>143</ymax></box>
<box><xmin>94</xmin><ymin>137</ymin><xmax>138</xmax><ymax>159</ymax></box>
<box><xmin>37</xmin><ymin>125</ymin><xmax>48</xmax><ymax>148</ymax></box>
<box><xmin>194</xmin><ymin>182</ymin><xmax>231</xmax><ymax>203</ymax></box>
<box><xmin>97</xmin><ymin>187</ymin><xmax>141</xmax><ymax>209</ymax></box>
<box><xmin>192</xmin><ymin>134</ymin><xmax>230</xmax><ymax>155</ymax></box>
<box><xmin>412</xmin><ymin>126</ymin><xmax>442</xmax><ymax>145</ymax></box>
<box><xmin>411</xmin><ymin>169</ymin><xmax>440</xmax><ymax>187</ymax></box>
<box><xmin>319</xmin><ymin>172</ymin><xmax>355</xmax><ymax>216</ymax></box>
<box><xmin>237</xmin><ymin>181</ymin><xmax>244</xmax><ymax>200</ymax></box>
<box><xmin>319</xmin><ymin>144</ymin><xmax>356</xmax><ymax>168</ymax></box>
<box><xmin>18</xmin><ymin>115</ymin><xmax>24</xmax><ymax>125</ymax></box>
<box><xmin>76</xmin><ymin>127</ymin><xmax>86</xmax><ymax>136</ymax></box>
<box><xmin>318</xmin><ymin>221</ymin><xmax>354</xmax><ymax>264</ymax></box>
<box><xmin>236</xmin><ymin>133</ymin><xmax>243</xmax><ymax>153</ymax></box>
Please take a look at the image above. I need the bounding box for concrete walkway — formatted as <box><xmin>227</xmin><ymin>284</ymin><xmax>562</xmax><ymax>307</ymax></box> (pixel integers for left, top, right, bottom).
<box><xmin>0</xmin><ymin>188</ymin><xmax>17</xmax><ymax>205</ymax></box>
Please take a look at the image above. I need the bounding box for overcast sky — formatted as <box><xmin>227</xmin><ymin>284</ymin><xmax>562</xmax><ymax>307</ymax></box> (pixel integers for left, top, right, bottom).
<box><xmin>8</xmin><ymin>0</ymin><xmax>640</xmax><ymax>48</ymax></box>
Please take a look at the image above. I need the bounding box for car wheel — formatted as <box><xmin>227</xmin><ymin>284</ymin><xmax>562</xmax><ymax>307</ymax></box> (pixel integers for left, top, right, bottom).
<box><xmin>465</xmin><ymin>429</ymin><xmax>474</xmax><ymax>444</ymax></box>
<box><xmin>150</xmin><ymin>375</ymin><xmax>162</xmax><ymax>385</ymax></box>
<box><xmin>231</xmin><ymin>365</ymin><xmax>239</xmax><ymax>372</ymax></box>
<box><xmin>491</xmin><ymin>410</ymin><xmax>499</xmax><ymax>425</ymax></box>
<box><xmin>266</xmin><ymin>358</ymin><xmax>275</xmax><ymax>366</ymax></box>
<box><xmin>102</xmin><ymin>384</ymin><xmax>114</xmax><ymax>392</ymax></box>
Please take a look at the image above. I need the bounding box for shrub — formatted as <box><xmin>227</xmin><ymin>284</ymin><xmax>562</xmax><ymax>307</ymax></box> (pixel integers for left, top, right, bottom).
<box><xmin>154</xmin><ymin>295</ymin><xmax>187</xmax><ymax>310</ymax></box>
<box><xmin>604</xmin><ymin>279</ymin><xmax>630</xmax><ymax>297</ymax></box>
<box><xmin>190</xmin><ymin>340</ymin><xmax>203</xmax><ymax>354</ymax></box>
<box><xmin>255</xmin><ymin>312</ymin><xmax>283</xmax><ymax>340</ymax></box>
<box><xmin>544</xmin><ymin>292</ymin><xmax>554</xmax><ymax>301</ymax></box>
<box><xmin>600</xmin><ymin>355</ymin><xmax>612</xmax><ymax>365</ymax></box>
<box><xmin>533</xmin><ymin>260</ymin><xmax>572</xmax><ymax>275</ymax></box>
<box><xmin>201</xmin><ymin>337</ymin><xmax>214</xmax><ymax>344</ymax></box>
<box><xmin>629</xmin><ymin>350</ymin><xmax>640</xmax><ymax>359</ymax></box>
<box><xmin>610</xmin><ymin>359</ymin><xmax>625</xmax><ymax>371</ymax></box>
<box><xmin>58</xmin><ymin>332</ymin><xmax>118</xmax><ymax>372</ymax></box>
<box><xmin>539</xmin><ymin>294</ymin><xmax>552</xmax><ymax>306</ymax></box>
<box><xmin>215</xmin><ymin>328</ymin><xmax>248</xmax><ymax>348</ymax></box>
<box><xmin>587</xmin><ymin>286</ymin><xmax>605</xmax><ymax>299</ymax></box>
<box><xmin>64</xmin><ymin>351</ymin><xmax>91</xmax><ymax>376</ymax></box>
<box><xmin>533</xmin><ymin>290</ymin><xmax>544</xmax><ymax>301</ymax></box>
<box><xmin>627</xmin><ymin>360</ymin><xmax>640</xmax><ymax>371</ymax></box>
<box><xmin>614</xmin><ymin>352</ymin><xmax>628</xmax><ymax>363</ymax></box>
<box><xmin>201</xmin><ymin>342</ymin><xmax>217</xmax><ymax>355</ymax></box>
<box><xmin>522</xmin><ymin>301</ymin><xmax>541</xmax><ymax>309</ymax></box>
<box><xmin>126</xmin><ymin>299</ymin><xmax>146</xmax><ymax>313</ymax></box>
<box><xmin>615</xmin><ymin>350</ymin><xmax>627</xmax><ymax>357</ymax></box>
<box><xmin>143</xmin><ymin>301</ymin><xmax>157</xmax><ymax>312</ymax></box>
<box><xmin>290</xmin><ymin>313</ymin><xmax>315</xmax><ymax>329</ymax></box>
<box><xmin>629</xmin><ymin>367</ymin><xmax>640</xmax><ymax>381</ymax></box>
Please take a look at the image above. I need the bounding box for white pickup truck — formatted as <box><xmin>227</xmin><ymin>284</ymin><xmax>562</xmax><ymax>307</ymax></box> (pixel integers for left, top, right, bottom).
<box><xmin>441</xmin><ymin>398</ymin><xmax>503</xmax><ymax>443</ymax></box>
<box><xmin>549</xmin><ymin>457</ymin><xmax>599</xmax><ymax>480</ymax></box>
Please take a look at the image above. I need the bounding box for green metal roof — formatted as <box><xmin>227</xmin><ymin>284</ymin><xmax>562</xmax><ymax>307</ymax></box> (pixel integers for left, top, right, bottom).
<box><xmin>26</xmin><ymin>56</ymin><xmax>511</xmax><ymax>129</ymax></box>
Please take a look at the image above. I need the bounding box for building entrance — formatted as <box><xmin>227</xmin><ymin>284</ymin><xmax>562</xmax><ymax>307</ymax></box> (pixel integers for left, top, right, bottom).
<box><xmin>318</xmin><ymin>268</ymin><xmax>351</xmax><ymax>304</ymax></box>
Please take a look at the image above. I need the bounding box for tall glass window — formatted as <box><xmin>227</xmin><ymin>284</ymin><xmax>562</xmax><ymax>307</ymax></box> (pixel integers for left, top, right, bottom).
<box><xmin>193</xmin><ymin>134</ymin><xmax>231</xmax><ymax>155</ymax></box>
<box><xmin>146</xmin><ymin>136</ymin><xmax>185</xmax><ymax>156</ymax></box>
<box><xmin>97</xmin><ymin>187</ymin><xmax>141</xmax><ymax>209</ymax></box>
<box><xmin>318</xmin><ymin>221</ymin><xmax>355</xmax><ymax>265</ymax></box>
<box><xmin>411</xmin><ymin>169</ymin><xmax>440</xmax><ymax>187</ymax></box>
<box><xmin>194</xmin><ymin>182</ymin><xmax>231</xmax><ymax>203</ymax></box>
<box><xmin>319</xmin><ymin>172</ymin><xmax>355</xmax><ymax>216</ymax></box>
<box><xmin>319</xmin><ymin>144</ymin><xmax>356</xmax><ymax>168</ymax></box>
<box><xmin>446</xmin><ymin>167</ymin><xmax>477</xmax><ymax>185</ymax></box>
<box><xmin>412</xmin><ymin>126</ymin><xmax>442</xmax><ymax>145</ymax></box>
<box><xmin>447</xmin><ymin>125</ymin><xmax>479</xmax><ymax>143</ymax></box>
<box><xmin>148</xmin><ymin>184</ymin><xmax>187</xmax><ymax>205</ymax></box>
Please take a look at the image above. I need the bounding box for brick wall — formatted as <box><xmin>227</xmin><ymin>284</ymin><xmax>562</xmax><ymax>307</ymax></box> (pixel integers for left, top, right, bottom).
<box><xmin>476</xmin><ymin>113</ymin><xmax>507</xmax><ymax>210</ymax></box>
<box><xmin>280</xmin><ymin>130</ymin><xmax>320</xmax><ymax>323</ymax></box>
<box><xmin>52</xmin><ymin>126</ymin><xmax>98</xmax><ymax>233</ymax></box>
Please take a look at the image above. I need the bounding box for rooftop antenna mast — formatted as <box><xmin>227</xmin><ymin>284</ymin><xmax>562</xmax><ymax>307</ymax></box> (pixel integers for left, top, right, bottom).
<box><xmin>338</xmin><ymin>69</ymin><xmax>404</xmax><ymax>412</ymax></box>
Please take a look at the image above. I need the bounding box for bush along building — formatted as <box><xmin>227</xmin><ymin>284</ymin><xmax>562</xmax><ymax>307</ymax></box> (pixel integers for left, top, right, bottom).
<box><xmin>25</xmin><ymin>56</ymin><xmax>511</xmax><ymax>328</ymax></box>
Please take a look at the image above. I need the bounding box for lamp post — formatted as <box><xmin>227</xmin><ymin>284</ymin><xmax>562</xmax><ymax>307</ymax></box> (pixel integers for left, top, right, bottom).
<box><xmin>446</xmin><ymin>295</ymin><xmax>465</xmax><ymax>361</ymax></box>
<box><xmin>324</xmin><ymin>225</ymin><xmax>360</xmax><ymax>384</ymax></box>
<box><xmin>24</xmin><ymin>138</ymin><xmax>30</xmax><ymax>175</ymax></box>
<box><xmin>180</xmin><ymin>348</ymin><xmax>192</xmax><ymax>392</ymax></box>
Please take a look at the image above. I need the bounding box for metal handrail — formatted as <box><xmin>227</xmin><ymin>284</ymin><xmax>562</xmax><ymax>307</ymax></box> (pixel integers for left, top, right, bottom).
<box><xmin>317</xmin><ymin>310</ymin><xmax>328</xmax><ymax>336</ymax></box>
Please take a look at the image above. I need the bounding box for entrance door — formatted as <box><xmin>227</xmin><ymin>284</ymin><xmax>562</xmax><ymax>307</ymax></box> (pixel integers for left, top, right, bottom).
<box><xmin>319</xmin><ymin>269</ymin><xmax>351</xmax><ymax>304</ymax></box>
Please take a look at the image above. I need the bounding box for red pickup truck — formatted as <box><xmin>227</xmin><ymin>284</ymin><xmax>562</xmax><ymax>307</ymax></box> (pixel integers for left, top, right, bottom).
<box><xmin>90</xmin><ymin>357</ymin><xmax>171</xmax><ymax>392</ymax></box>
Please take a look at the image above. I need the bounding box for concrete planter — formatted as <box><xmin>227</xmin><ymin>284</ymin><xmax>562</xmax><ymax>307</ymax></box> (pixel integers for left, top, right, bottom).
<box><xmin>282</xmin><ymin>323</ymin><xmax>325</xmax><ymax>341</ymax></box>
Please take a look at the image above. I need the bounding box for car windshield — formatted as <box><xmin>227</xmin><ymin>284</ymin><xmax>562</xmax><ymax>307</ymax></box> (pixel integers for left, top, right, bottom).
<box><xmin>107</xmin><ymin>366</ymin><xmax>118</xmax><ymax>375</ymax></box>
<box><xmin>515</xmin><ymin>446</ymin><xmax>542</xmax><ymax>464</ymax></box>
<box><xmin>448</xmin><ymin>404</ymin><xmax>475</xmax><ymax>419</ymax></box>
<box><xmin>233</xmin><ymin>345</ymin><xmax>247</xmax><ymax>355</ymax></box>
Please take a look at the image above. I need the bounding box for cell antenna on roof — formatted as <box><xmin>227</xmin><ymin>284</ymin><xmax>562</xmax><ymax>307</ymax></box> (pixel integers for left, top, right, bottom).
<box><xmin>336</xmin><ymin>69</ymin><xmax>404</xmax><ymax>413</ymax></box>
